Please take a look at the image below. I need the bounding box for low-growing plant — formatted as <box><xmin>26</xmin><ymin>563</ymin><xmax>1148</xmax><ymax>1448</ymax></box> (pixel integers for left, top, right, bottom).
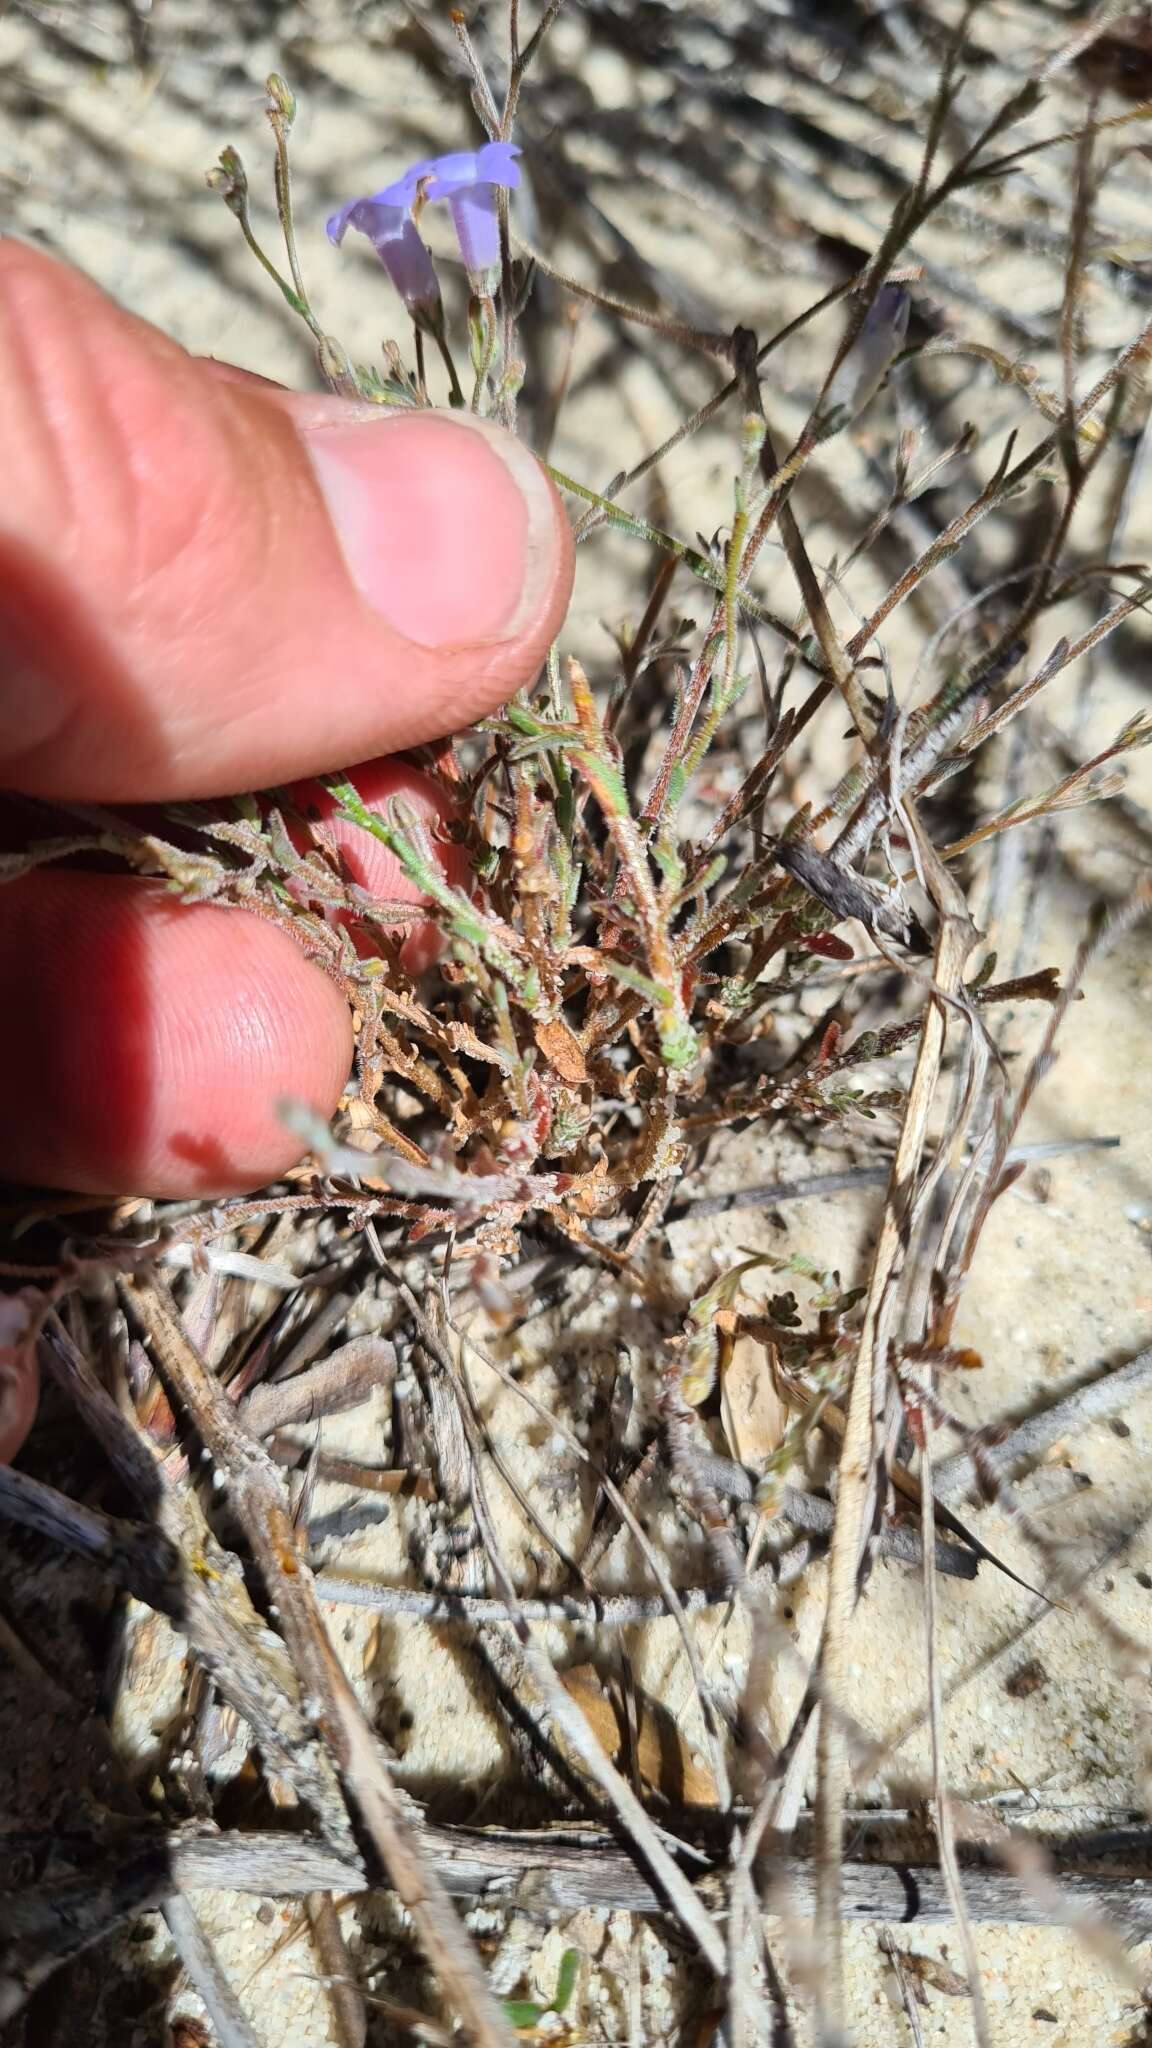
<box><xmin>5</xmin><ymin>7</ymin><xmax>1152</xmax><ymax>2043</ymax></box>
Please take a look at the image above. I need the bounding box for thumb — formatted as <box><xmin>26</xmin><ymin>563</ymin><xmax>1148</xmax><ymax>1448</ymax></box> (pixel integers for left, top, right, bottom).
<box><xmin>0</xmin><ymin>241</ymin><xmax>572</xmax><ymax>802</ymax></box>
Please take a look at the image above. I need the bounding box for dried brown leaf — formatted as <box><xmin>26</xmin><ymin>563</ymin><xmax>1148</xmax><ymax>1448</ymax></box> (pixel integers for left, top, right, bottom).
<box><xmin>561</xmin><ymin>1665</ymin><xmax>719</xmax><ymax>1808</ymax></box>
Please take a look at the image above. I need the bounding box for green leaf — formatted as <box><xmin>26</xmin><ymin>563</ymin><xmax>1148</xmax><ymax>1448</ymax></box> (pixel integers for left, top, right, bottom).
<box><xmin>575</xmin><ymin>747</ymin><xmax>631</xmax><ymax>821</ymax></box>
<box><xmin>651</xmin><ymin>830</ymin><xmax>685</xmax><ymax>892</ymax></box>
<box><xmin>657</xmin><ymin>1011</ymin><xmax>698</xmax><ymax>1071</ymax></box>
<box><xmin>594</xmin><ymin>958</ymin><xmax>666</xmax><ymax>1005</ymax></box>
<box><xmin>551</xmin><ymin>1947</ymin><xmax>581</xmax><ymax>2014</ymax></box>
<box><xmin>503</xmin><ymin>1999</ymin><xmax>544</xmax><ymax>2026</ymax></box>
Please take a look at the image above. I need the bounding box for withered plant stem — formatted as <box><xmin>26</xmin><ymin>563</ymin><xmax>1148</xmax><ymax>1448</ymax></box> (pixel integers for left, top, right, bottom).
<box><xmin>123</xmin><ymin>1273</ymin><xmax>517</xmax><ymax>2048</ymax></box>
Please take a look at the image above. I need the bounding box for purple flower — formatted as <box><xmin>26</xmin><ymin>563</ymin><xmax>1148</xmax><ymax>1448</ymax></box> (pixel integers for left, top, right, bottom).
<box><xmin>410</xmin><ymin>141</ymin><xmax>522</xmax><ymax>279</ymax></box>
<box><xmin>325</xmin><ymin>196</ymin><xmax>440</xmax><ymax>319</ymax></box>
<box><xmin>860</xmin><ymin>283</ymin><xmax>911</xmax><ymax>363</ymax></box>
<box><xmin>328</xmin><ymin>141</ymin><xmax>521</xmax><ymax>296</ymax></box>
<box><xmin>826</xmin><ymin>284</ymin><xmax>911</xmax><ymax>420</ymax></box>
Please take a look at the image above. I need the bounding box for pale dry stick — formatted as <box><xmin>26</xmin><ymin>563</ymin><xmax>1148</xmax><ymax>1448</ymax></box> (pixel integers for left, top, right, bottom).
<box><xmin>728</xmin><ymin>1582</ymin><xmax>920</xmax><ymax>2047</ymax></box>
<box><xmin>270</xmin><ymin>1440</ymin><xmax>435</xmax><ymax>1500</ymax></box>
<box><xmin>0</xmin><ymin>1454</ymin><xmax>356</xmax><ymax>1846</ymax></box>
<box><xmin>16</xmin><ymin>1822</ymin><xmax>1152</xmax><ymax>1961</ymax></box>
<box><xmin>238</xmin><ymin>1336</ymin><xmax>396</xmax><ymax>1435</ymax></box>
<box><xmin>123</xmin><ymin>1274</ymin><xmax>517</xmax><ymax>2048</ymax></box>
<box><xmin>163</xmin><ymin>1895</ymin><xmax>262</xmax><ymax>2048</ymax></box>
<box><xmin>724</xmin><ymin>1820</ymin><xmax>773</xmax><ymax>2048</ymax></box>
<box><xmin>503</xmin><ymin>1656</ymin><xmax>726</xmax><ymax>1976</ymax></box>
<box><xmin>729</xmin><ymin>1545</ymin><xmax>956</xmax><ymax>2040</ymax></box>
<box><xmin>448</xmin><ymin>1318</ymin><xmax>733</xmax><ymax>1802</ymax></box>
<box><xmin>844</xmin><ymin>933</ymin><xmax>1147</xmax><ymax>1998</ymax></box>
<box><xmin>918</xmin><ymin>1428</ymin><xmax>992</xmax><ymax>2047</ymax></box>
<box><xmin>878</xmin><ymin>1929</ymin><xmax>926</xmax><ymax>2048</ymax></box>
<box><xmin>0</xmin><ymin>1459</ymin><xmax>160</xmax><ymax>1576</ymax></box>
<box><xmin>813</xmin><ymin>842</ymin><xmax>978</xmax><ymax>2031</ymax></box>
<box><xmin>160</xmin><ymin>1244</ymin><xmax>309</xmax><ymax>1288</ymax></box>
<box><xmin>313</xmin><ymin>1511</ymin><xmax>978</xmax><ymax>1631</ymax></box>
<box><xmin>421</xmin><ymin>1288</ymin><xmax>738</xmax><ymax>1817</ymax></box>
<box><xmin>38</xmin><ymin>1313</ymin><xmax>353</xmax><ymax>1838</ymax></box>
<box><xmin>431</xmin><ymin>1315</ymin><xmax>728</xmax><ymax>1979</ymax></box>
<box><xmin>435</xmin><ymin>1277</ymin><xmax>733</xmax><ymax>1810</ymax></box>
<box><xmin>887</xmin><ymin>909</ymin><xmax>998</xmax><ymax>1436</ymax></box>
<box><xmin>727</xmin><ymin>1601</ymin><xmax>802</xmax><ymax>2048</ymax></box>
<box><xmin>304</xmin><ymin>1892</ymin><xmax>366</xmax><ymax>2048</ymax></box>
<box><xmin>268</xmin><ymin>1288</ymin><xmax>356</xmax><ymax>1384</ymax></box>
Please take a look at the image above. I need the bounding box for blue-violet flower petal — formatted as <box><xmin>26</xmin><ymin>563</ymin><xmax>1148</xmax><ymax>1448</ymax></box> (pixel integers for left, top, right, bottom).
<box><xmin>325</xmin><ymin>196</ymin><xmax>439</xmax><ymax>312</ymax></box>
<box><xmin>328</xmin><ymin>143</ymin><xmax>522</xmax><ymax>295</ymax></box>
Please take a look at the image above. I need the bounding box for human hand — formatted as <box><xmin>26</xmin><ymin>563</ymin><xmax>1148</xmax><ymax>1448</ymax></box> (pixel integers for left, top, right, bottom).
<box><xmin>0</xmin><ymin>240</ymin><xmax>573</xmax><ymax>1204</ymax></box>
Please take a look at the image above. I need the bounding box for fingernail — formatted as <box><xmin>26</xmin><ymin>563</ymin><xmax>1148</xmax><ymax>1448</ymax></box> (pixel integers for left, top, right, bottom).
<box><xmin>304</xmin><ymin>410</ymin><xmax>559</xmax><ymax>649</ymax></box>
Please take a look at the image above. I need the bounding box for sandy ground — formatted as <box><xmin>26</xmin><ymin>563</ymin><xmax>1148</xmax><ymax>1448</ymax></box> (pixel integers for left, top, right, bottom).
<box><xmin>1</xmin><ymin>2</ymin><xmax>1151</xmax><ymax>2043</ymax></box>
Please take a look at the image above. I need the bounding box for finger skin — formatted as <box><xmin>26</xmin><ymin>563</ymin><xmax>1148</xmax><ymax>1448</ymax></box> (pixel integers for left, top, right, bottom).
<box><xmin>0</xmin><ymin>240</ymin><xmax>573</xmax><ymax>800</ymax></box>
<box><xmin>288</xmin><ymin>756</ymin><xmax>467</xmax><ymax>973</ymax></box>
<box><xmin>0</xmin><ymin>756</ymin><xmax>463</xmax><ymax>1196</ymax></box>
<box><xmin>0</xmin><ymin>1316</ymin><xmax>38</xmax><ymax>1466</ymax></box>
<box><xmin>0</xmin><ymin>871</ymin><xmax>353</xmax><ymax>1196</ymax></box>
<box><xmin>0</xmin><ymin>759</ymin><xmax>462</xmax><ymax>1468</ymax></box>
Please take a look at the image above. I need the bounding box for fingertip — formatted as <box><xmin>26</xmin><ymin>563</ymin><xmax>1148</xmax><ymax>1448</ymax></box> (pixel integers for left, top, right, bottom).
<box><xmin>0</xmin><ymin>875</ymin><xmax>353</xmax><ymax>1196</ymax></box>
